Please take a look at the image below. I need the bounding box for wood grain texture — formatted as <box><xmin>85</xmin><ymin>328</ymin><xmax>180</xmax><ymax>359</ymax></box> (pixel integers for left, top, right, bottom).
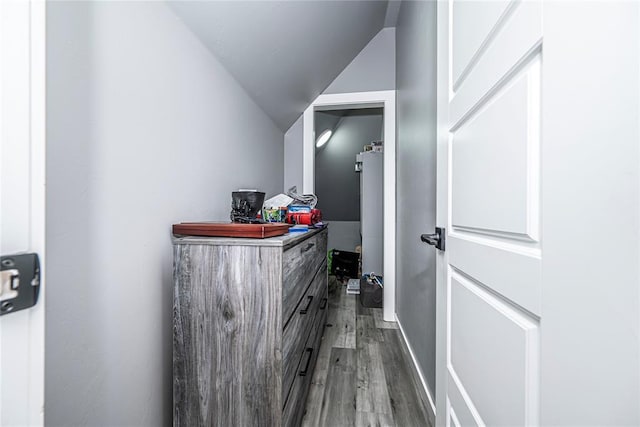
<box><xmin>331</xmin><ymin>284</ymin><xmax>357</xmax><ymax>349</ymax></box>
<box><xmin>172</xmin><ymin>222</ymin><xmax>291</xmax><ymax>238</ymax></box>
<box><xmin>283</xmin><ymin>231</ymin><xmax>327</xmax><ymax>324</ymax></box>
<box><xmin>318</xmin><ymin>348</ymin><xmax>358</xmax><ymax>426</ymax></box>
<box><xmin>174</xmin><ymin>243</ymin><xmax>283</xmax><ymax>427</ymax></box>
<box><xmin>356</xmin><ymin>313</ymin><xmax>384</xmax><ymax>345</ymax></box>
<box><xmin>356</xmin><ymin>411</ymin><xmax>395</xmax><ymax>427</ymax></box>
<box><xmin>357</xmin><ymin>296</ymin><xmax>375</xmax><ymax>317</ymax></box>
<box><xmin>173</xmin><ymin>228</ymin><xmax>328</xmax><ymax>427</ymax></box>
<box><xmin>380</xmin><ymin>329</ymin><xmax>431</xmax><ymax>427</ymax></box>
<box><xmin>372</xmin><ymin>308</ymin><xmax>399</xmax><ymax>330</ymax></box>
<box><xmin>303</xmin><ymin>281</ymin><xmax>359</xmax><ymax>427</ymax></box>
<box><xmin>301</xmin><ymin>311</ymin><xmax>337</xmax><ymax>426</ymax></box>
<box><xmin>283</xmin><ymin>261</ymin><xmax>327</xmax><ymax>403</ymax></box>
<box><xmin>356</xmin><ymin>318</ymin><xmax>392</xmax><ymax>416</ymax></box>
<box><xmin>284</xmin><ymin>306</ymin><xmax>326</xmax><ymax>427</ymax></box>
<box><xmin>283</xmin><ymin>349</ymin><xmax>314</xmax><ymax>427</ymax></box>
<box><xmin>172</xmin><ymin>226</ymin><xmax>326</xmax><ymax>248</ymax></box>
<box><xmin>302</xmin><ymin>279</ymin><xmax>431</xmax><ymax>427</ymax></box>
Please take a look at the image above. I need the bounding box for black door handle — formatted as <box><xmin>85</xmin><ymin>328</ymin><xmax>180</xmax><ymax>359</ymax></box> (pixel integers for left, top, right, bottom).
<box><xmin>420</xmin><ymin>234</ymin><xmax>438</xmax><ymax>245</ymax></box>
<box><xmin>420</xmin><ymin>227</ymin><xmax>445</xmax><ymax>251</ymax></box>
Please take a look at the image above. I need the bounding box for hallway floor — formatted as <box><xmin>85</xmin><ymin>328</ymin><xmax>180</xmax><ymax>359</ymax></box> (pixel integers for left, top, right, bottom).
<box><xmin>301</xmin><ymin>277</ymin><xmax>432</xmax><ymax>427</ymax></box>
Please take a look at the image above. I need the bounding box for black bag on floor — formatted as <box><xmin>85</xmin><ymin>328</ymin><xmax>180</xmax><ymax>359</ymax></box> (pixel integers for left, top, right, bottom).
<box><xmin>330</xmin><ymin>249</ymin><xmax>359</xmax><ymax>279</ymax></box>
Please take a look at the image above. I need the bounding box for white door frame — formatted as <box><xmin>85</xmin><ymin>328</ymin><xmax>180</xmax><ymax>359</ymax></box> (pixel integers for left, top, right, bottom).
<box><xmin>0</xmin><ymin>0</ymin><xmax>46</xmax><ymax>425</ymax></box>
<box><xmin>302</xmin><ymin>90</ymin><xmax>396</xmax><ymax>321</ymax></box>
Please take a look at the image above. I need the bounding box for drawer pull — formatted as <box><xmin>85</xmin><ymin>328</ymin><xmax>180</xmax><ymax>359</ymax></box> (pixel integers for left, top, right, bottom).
<box><xmin>319</xmin><ymin>297</ymin><xmax>328</xmax><ymax>310</ymax></box>
<box><xmin>299</xmin><ymin>348</ymin><xmax>313</xmax><ymax>376</ymax></box>
<box><xmin>301</xmin><ymin>242</ymin><xmax>315</xmax><ymax>253</ymax></box>
<box><xmin>300</xmin><ymin>295</ymin><xmax>314</xmax><ymax>314</ymax></box>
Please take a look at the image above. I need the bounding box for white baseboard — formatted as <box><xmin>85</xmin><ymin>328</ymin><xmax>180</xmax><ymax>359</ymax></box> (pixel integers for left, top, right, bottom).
<box><xmin>396</xmin><ymin>315</ymin><xmax>437</xmax><ymax>425</ymax></box>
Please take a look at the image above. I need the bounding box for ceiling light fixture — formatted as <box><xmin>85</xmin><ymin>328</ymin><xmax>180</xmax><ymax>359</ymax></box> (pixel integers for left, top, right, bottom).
<box><xmin>316</xmin><ymin>129</ymin><xmax>332</xmax><ymax>148</ymax></box>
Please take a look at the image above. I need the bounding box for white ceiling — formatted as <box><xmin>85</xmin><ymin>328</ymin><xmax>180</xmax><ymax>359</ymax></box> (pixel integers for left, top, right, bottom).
<box><xmin>167</xmin><ymin>1</ymin><xmax>389</xmax><ymax>131</ymax></box>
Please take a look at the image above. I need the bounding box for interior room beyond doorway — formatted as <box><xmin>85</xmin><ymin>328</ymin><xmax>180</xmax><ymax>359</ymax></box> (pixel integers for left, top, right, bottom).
<box><xmin>314</xmin><ymin>108</ymin><xmax>383</xmax><ymax>269</ymax></box>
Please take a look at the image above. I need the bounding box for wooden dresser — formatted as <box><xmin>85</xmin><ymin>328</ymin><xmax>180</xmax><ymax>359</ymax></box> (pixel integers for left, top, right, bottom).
<box><xmin>173</xmin><ymin>227</ymin><xmax>328</xmax><ymax>426</ymax></box>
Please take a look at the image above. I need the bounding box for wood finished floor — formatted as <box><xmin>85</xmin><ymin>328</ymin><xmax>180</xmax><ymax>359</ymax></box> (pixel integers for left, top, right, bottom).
<box><xmin>301</xmin><ymin>277</ymin><xmax>432</xmax><ymax>427</ymax></box>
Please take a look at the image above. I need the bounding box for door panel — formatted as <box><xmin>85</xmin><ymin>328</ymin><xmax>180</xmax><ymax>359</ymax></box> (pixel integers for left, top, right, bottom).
<box><xmin>439</xmin><ymin>1</ymin><xmax>640</xmax><ymax>426</ymax></box>
<box><xmin>450</xmin><ymin>2</ymin><xmax>541</xmax><ymax>129</ymax></box>
<box><xmin>448</xmin><ymin>410</ymin><xmax>461</xmax><ymax>427</ymax></box>
<box><xmin>451</xmin><ymin>0</ymin><xmax>512</xmax><ymax>89</ymax></box>
<box><xmin>446</xmin><ymin>371</ymin><xmax>480</xmax><ymax>427</ymax></box>
<box><xmin>452</xmin><ymin>60</ymin><xmax>540</xmax><ymax>240</ymax></box>
<box><xmin>436</xmin><ymin>0</ymin><xmax>640</xmax><ymax>425</ymax></box>
<box><xmin>448</xmin><ymin>236</ymin><xmax>540</xmax><ymax>315</ymax></box>
<box><xmin>447</xmin><ymin>1</ymin><xmax>542</xmax><ymax>315</ymax></box>
<box><xmin>447</xmin><ymin>401</ymin><xmax>470</xmax><ymax>427</ymax></box>
<box><xmin>449</xmin><ymin>272</ymin><xmax>539</xmax><ymax>426</ymax></box>
<box><xmin>441</xmin><ymin>1</ymin><xmax>542</xmax><ymax>426</ymax></box>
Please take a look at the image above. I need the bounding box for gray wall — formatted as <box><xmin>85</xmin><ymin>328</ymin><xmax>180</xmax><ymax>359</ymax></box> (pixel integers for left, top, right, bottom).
<box><xmin>315</xmin><ymin>110</ymin><xmax>382</xmax><ymax>221</ymax></box>
<box><xmin>327</xmin><ymin>221</ymin><xmax>361</xmax><ymax>253</ymax></box>
<box><xmin>314</xmin><ymin>111</ymin><xmax>342</xmax><ymax>144</ymax></box>
<box><xmin>324</xmin><ymin>27</ymin><xmax>396</xmax><ymax>94</ymax></box>
<box><xmin>45</xmin><ymin>2</ymin><xmax>283</xmax><ymax>426</ymax></box>
<box><xmin>283</xmin><ymin>27</ymin><xmax>396</xmax><ymax>193</ymax></box>
<box><xmin>395</xmin><ymin>0</ymin><xmax>438</xmax><ymax>398</ymax></box>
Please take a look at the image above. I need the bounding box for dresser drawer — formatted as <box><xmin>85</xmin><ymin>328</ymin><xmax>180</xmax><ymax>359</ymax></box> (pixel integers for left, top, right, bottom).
<box><xmin>282</xmin><ymin>302</ymin><xmax>327</xmax><ymax>427</ymax></box>
<box><xmin>282</xmin><ymin>231</ymin><xmax>327</xmax><ymax>325</ymax></box>
<box><xmin>282</xmin><ymin>261</ymin><xmax>327</xmax><ymax>402</ymax></box>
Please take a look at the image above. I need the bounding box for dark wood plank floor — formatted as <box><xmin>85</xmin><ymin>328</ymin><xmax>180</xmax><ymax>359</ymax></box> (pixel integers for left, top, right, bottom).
<box><xmin>301</xmin><ymin>277</ymin><xmax>432</xmax><ymax>427</ymax></box>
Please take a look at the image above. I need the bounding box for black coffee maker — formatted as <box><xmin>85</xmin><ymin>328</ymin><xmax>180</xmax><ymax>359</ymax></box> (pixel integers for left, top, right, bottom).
<box><xmin>230</xmin><ymin>191</ymin><xmax>265</xmax><ymax>223</ymax></box>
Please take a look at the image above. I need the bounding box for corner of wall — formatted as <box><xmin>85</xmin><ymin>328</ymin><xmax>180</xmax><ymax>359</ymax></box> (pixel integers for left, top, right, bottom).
<box><xmin>323</xmin><ymin>26</ymin><xmax>396</xmax><ymax>95</ymax></box>
<box><xmin>45</xmin><ymin>2</ymin><xmax>285</xmax><ymax>425</ymax></box>
<box><xmin>283</xmin><ymin>25</ymin><xmax>397</xmax><ymax>197</ymax></box>
<box><xmin>284</xmin><ymin>114</ymin><xmax>304</xmax><ymax>193</ymax></box>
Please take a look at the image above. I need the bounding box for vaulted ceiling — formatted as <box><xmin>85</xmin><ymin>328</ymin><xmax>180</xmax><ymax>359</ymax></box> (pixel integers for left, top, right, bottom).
<box><xmin>167</xmin><ymin>1</ymin><xmax>393</xmax><ymax>131</ymax></box>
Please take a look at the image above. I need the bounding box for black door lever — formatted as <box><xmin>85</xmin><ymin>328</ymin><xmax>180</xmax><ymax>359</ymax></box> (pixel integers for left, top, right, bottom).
<box><xmin>420</xmin><ymin>227</ymin><xmax>445</xmax><ymax>251</ymax></box>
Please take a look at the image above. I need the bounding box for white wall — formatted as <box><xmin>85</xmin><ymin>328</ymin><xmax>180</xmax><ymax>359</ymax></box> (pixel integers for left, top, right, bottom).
<box><xmin>539</xmin><ymin>3</ymin><xmax>640</xmax><ymax>424</ymax></box>
<box><xmin>45</xmin><ymin>2</ymin><xmax>283</xmax><ymax>426</ymax></box>
<box><xmin>284</xmin><ymin>114</ymin><xmax>303</xmax><ymax>192</ymax></box>
<box><xmin>283</xmin><ymin>27</ymin><xmax>395</xmax><ymax>192</ymax></box>
<box><xmin>395</xmin><ymin>0</ymin><xmax>438</xmax><ymax>399</ymax></box>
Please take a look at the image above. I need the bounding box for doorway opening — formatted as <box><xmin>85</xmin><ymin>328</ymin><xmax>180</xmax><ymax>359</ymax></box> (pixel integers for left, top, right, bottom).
<box><xmin>302</xmin><ymin>90</ymin><xmax>396</xmax><ymax>321</ymax></box>
<box><xmin>314</xmin><ymin>107</ymin><xmax>384</xmax><ymax>297</ymax></box>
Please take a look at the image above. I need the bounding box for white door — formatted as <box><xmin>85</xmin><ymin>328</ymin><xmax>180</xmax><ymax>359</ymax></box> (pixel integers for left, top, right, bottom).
<box><xmin>435</xmin><ymin>1</ymin><xmax>640</xmax><ymax>426</ymax></box>
<box><xmin>0</xmin><ymin>0</ymin><xmax>46</xmax><ymax>425</ymax></box>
